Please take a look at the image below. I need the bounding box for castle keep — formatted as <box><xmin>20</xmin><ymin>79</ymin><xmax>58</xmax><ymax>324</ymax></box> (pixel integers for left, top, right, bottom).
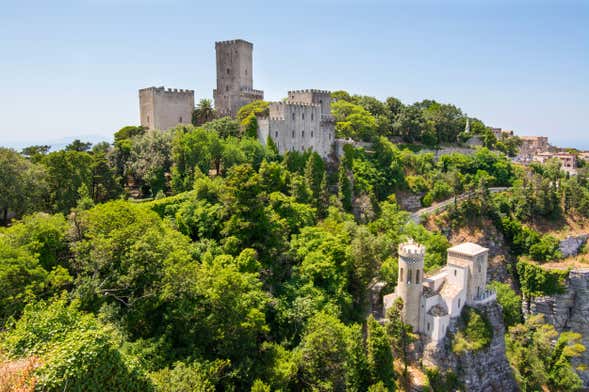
<box><xmin>257</xmin><ymin>89</ymin><xmax>335</xmax><ymax>159</ymax></box>
<box><xmin>139</xmin><ymin>86</ymin><xmax>194</xmax><ymax>131</ymax></box>
<box><xmin>384</xmin><ymin>240</ymin><xmax>496</xmax><ymax>342</ymax></box>
<box><xmin>214</xmin><ymin>39</ymin><xmax>264</xmax><ymax>117</ymax></box>
<box><xmin>138</xmin><ymin>39</ymin><xmax>336</xmax><ymax>159</ymax></box>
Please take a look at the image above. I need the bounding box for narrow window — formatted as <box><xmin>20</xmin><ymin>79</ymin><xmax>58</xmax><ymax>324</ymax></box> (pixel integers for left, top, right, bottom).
<box><xmin>454</xmin><ymin>269</ymin><xmax>457</xmax><ymax>276</ymax></box>
<box><xmin>478</xmin><ymin>263</ymin><xmax>481</xmax><ymax>273</ymax></box>
<box><xmin>302</xmin><ymin>131</ymin><xmax>305</xmax><ymax>138</ymax></box>
<box><xmin>458</xmin><ymin>298</ymin><xmax>461</xmax><ymax>308</ymax></box>
<box><xmin>408</xmin><ymin>270</ymin><xmax>412</xmax><ymax>284</ymax></box>
<box><xmin>311</xmin><ymin>131</ymin><xmax>314</xmax><ymax>138</ymax></box>
<box><xmin>415</xmin><ymin>270</ymin><xmax>420</xmax><ymax>284</ymax></box>
<box><xmin>147</xmin><ymin>115</ymin><xmax>150</xmax><ymax>123</ymax></box>
<box><xmin>477</xmin><ymin>286</ymin><xmax>481</xmax><ymax>297</ymax></box>
<box><xmin>427</xmin><ymin>323</ymin><xmax>430</xmax><ymax>331</ymax></box>
<box><xmin>311</xmin><ymin>113</ymin><xmax>314</xmax><ymax>121</ymax></box>
<box><xmin>400</xmin><ymin>268</ymin><xmax>404</xmax><ymax>282</ymax></box>
<box><xmin>226</xmin><ymin>68</ymin><xmax>230</xmax><ymax>74</ymax></box>
<box><xmin>275</xmin><ymin>131</ymin><xmax>278</xmax><ymax>138</ymax></box>
<box><xmin>179</xmin><ymin>116</ymin><xmax>183</xmax><ymax>123</ymax></box>
<box><xmin>245</xmin><ymin>69</ymin><xmax>248</xmax><ymax>75</ymax></box>
<box><xmin>302</xmin><ymin>113</ymin><xmax>305</xmax><ymax>120</ymax></box>
<box><xmin>225</xmin><ymin>85</ymin><xmax>229</xmax><ymax>92</ymax></box>
<box><xmin>292</xmin><ymin>130</ymin><xmax>295</xmax><ymax>138</ymax></box>
<box><xmin>292</xmin><ymin>113</ymin><xmax>295</xmax><ymax>121</ymax></box>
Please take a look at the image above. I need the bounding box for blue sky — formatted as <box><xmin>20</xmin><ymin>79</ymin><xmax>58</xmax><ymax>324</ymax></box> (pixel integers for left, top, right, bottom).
<box><xmin>1</xmin><ymin>0</ymin><xmax>587</xmax><ymax>149</ymax></box>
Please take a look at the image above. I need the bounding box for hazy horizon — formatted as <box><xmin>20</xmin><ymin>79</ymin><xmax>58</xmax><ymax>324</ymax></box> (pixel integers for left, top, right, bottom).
<box><xmin>1</xmin><ymin>0</ymin><xmax>587</xmax><ymax>149</ymax></box>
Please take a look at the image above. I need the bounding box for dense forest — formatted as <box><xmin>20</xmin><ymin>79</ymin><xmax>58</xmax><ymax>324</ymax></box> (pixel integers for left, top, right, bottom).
<box><xmin>1</xmin><ymin>93</ymin><xmax>587</xmax><ymax>391</ymax></box>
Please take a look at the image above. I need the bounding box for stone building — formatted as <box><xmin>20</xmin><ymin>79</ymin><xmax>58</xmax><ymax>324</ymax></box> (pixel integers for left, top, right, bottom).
<box><xmin>489</xmin><ymin>127</ymin><xmax>514</xmax><ymax>139</ymax></box>
<box><xmin>383</xmin><ymin>240</ymin><xmax>496</xmax><ymax>342</ymax></box>
<box><xmin>533</xmin><ymin>151</ymin><xmax>577</xmax><ymax>175</ymax></box>
<box><xmin>517</xmin><ymin>135</ymin><xmax>550</xmax><ymax>162</ymax></box>
<box><xmin>213</xmin><ymin>39</ymin><xmax>264</xmax><ymax>117</ymax></box>
<box><xmin>257</xmin><ymin>90</ymin><xmax>335</xmax><ymax>159</ymax></box>
<box><xmin>139</xmin><ymin>86</ymin><xmax>194</xmax><ymax>130</ymax></box>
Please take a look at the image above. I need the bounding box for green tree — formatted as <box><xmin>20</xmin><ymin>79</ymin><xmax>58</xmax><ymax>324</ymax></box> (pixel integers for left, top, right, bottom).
<box><xmin>338</xmin><ymin>164</ymin><xmax>353</xmax><ymax>211</ymax></box>
<box><xmin>0</xmin><ymin>148</ymin><xmax>47</xmax><ymax>224</ymax></box>
<box><xmin>386</xmin><ymin>298</ymin><xmax>415</xmax><ymax>378</ymax></box>
<box><xmin>65</xmin><ymin>139</ymin><xmax>92</xmax><ymax>152</ymax></box>
<box><xmin>296</xmin><ymin>312</ymin><xmax>349</xmax><ymax>391</ymax></box>
<box><xmin>192</xmin><ymin>98</ymin><xmax>217</xmax><ymax>126</ymax></box>
<box><xmin>488</xmin><ymin>281</ymin><xmax>522</xmax><ymax>327</ymax></box>
<box><xmin>366</xmin><ymin>315</ymin><xmax>395</xmax><ymax>389</ymax></box>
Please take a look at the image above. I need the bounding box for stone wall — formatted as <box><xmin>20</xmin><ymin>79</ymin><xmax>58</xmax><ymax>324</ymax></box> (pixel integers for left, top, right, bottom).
<box><xmin>422</xmin><ymin>302</ymin><xmax>517</xmax><ymax>392</ymax></box>
<box><xmin>139</xmin><ymin>86</ymin><xmax>194</xmax><ymax>131</ymax></box>
<box><xmin>559</xmin><ymin>234</ymin><xmax>588</xmax><ymax>258</ymax></box>
<box><xmin>523</xmin><ymin>269</ymin><xmax>589</xmax><ymax>387</ymax></box>
<box><xmin>214</xmin><ymin>39</ymin><xmax>263</xmax><ymax>117</ymax></box>
<box><xmin>258</xmin><ymin>101</ymin><xmax>335</xmax><ymax>159</ymax></box>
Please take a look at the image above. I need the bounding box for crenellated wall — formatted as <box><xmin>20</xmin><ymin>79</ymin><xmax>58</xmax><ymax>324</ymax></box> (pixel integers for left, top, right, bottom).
<box><xmin>139</xmin><ymin>86</ymin><xmax>194</xmax><ymax>131</ymax></box>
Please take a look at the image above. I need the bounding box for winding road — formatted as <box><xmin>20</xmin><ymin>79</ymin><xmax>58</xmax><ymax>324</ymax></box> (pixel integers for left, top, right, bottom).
<box><xmin>409</xmin><ymin>187</ymin><xmax>510</xmax><ymax>223</ymax></box>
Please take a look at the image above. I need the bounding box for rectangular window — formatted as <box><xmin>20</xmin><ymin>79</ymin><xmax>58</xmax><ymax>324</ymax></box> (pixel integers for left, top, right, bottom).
<box><xmin>408</xmin><ymin>270</ymin><xmax>412</xmax><ymax>284</ymax></box>
<box><xmin>415</xmin><ymin>270</ymin><xmax>420</xmax><ymax>284</ymax></box>
<box><xmin>302</xmin><ymin>131</ymin><xmax>305</xmax><ymax>138</ymax></box>
<box><xmin>400</xmin><ymin>268</ymin><xmax>404</xmax><ymax>282</ymax></box>
<box><xmin>311</xmin><ymin>131</ymin><xmax>314</xmax><ymax>137</ymax></box>
<box><xmin>292</xmin><ymin>130</ymin><xmax>295</xmax><ymax>138</ymax></box>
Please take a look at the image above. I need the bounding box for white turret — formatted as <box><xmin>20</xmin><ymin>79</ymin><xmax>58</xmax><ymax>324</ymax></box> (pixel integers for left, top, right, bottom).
<box><xmin>396</xmin><ymin>239</ymin><xmax>425</xmax><ymax>331</ymax></box>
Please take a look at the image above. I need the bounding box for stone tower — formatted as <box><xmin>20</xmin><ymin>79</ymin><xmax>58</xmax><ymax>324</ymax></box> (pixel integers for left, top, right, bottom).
<box><xmin>397</xmin><ymin>239</ymin><xmax>425</xmax><ymax>331</ymax></box>
<box><xmin>446</xmin><ymin>242</ymin><xmax>489</xmax><ymax>304</ymax></box>
<box><xmin>213</xmin><ymin>39</ymin><xmax>264</xmax><ymax>117</ymax></box>
<box><xmin>139</xmin><ymin>86</ymin><xmax>194</xmax><ymax>131</ymax></box>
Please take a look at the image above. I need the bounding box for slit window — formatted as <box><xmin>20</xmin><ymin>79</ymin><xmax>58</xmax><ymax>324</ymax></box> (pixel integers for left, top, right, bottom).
<box><xmin>179</xmin><ymin>116</ymin><xmax>182</xmax><ymax>123</ymax></box>
<box><xmin>302</xmin><ymin>113</ymin><xmax>304</xmax><ymax>120</ymax></box>
<box><xmin>292</xmin><ymin>113</ymin><xmax>295</xmax><ymax>121</ymax></box>
<box><xmin>302</xmin><ymin>131</ymin><xmax>305</xmax><ymax>138</ymax></box>
<box><xmin>408</xmin><ymin>270</ymin><xmax>412</xmax><ymax>284</ymax></box>
<box><xmin>400</xmin><ymin>268</ymin><xmax>404</xmax><ymax>282</ymax></box>
<box><xmin>415</xmin><ymin>270</ymin><xmax>420</xmax><ymax>284</ymax></box>
<box><xmin>292</xmin><ymin>130</ymin><xmax>295</xmax><ymax>138</ymax></box>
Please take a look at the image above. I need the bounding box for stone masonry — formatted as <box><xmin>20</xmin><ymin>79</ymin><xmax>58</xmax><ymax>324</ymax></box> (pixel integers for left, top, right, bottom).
<box><xmin>213</xmin><ymin>39</ymin><xmax>264</xmax><ymax>117</ymax></box>
<box><xmin>139</xmin><ymin>86</ymin><xmax>194</xmax><ymax>131</ymax></box>
<box><xmin>257</xmin><ymin>89</ymin><xmax>335</xmax><ymax>159</ymax></box>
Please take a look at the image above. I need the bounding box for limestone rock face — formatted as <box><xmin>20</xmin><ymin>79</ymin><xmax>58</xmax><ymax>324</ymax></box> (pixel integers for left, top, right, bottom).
<box><xmin>559</xmin><ymin>234</ymin><xmax>588</xmax><ymax>258</ymax></box>
<box><xmin>422</xmin><ymin>301</ymin><xmax>517</xmax><ymax>392</ymax></box>
<box><xmin>523</xmin><ymin>269</ymin><xmax>589</xmax><ymax>387</ymax></box>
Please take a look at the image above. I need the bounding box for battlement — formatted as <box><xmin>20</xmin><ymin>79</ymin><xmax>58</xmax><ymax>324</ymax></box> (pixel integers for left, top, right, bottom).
<box><xmin>139</xmin><ymin>86</ymin><xmax>194</xmax><ymax>95</ymax></box>
<box><xmin>215</xmin><ymin>39</ymin><xmax>253</xmax><ymax>48</ymax></box>
<box><xmin>288</xmin><ymin>89</ymin><xmax>331</xmax><ymax>95</ymax></box>
<box><xmin>399</xmin><ymin>239</ymin><xmax>426</xmax><ymax>259</ymax></box>
<box><xmin>273</xmin><ymin>101</ymin><xmax>321</xmax><ymax>108</ymax></box>
<box><xmin>240</xmin><ymin>87</ymin><xmax>264</xmax><ymax>95</ymax></box>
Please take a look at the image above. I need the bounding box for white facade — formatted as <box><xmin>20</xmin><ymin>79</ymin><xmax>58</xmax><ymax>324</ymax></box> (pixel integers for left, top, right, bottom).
<box><xmin>257</xmin><ymin>90</ymin><xmax>335</xmax><ymax>159</ymax></box>
<box><xmin>383</xmin><ymin>240</ymin><xmax>496</xmax><ymax>343</ymax></box>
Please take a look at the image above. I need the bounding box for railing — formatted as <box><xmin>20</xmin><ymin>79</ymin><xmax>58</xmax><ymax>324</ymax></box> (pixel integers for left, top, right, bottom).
<box><xmin>473</xmin><ymin>289</ymin><xmax>496</xmax><ymax>305</ymax></box>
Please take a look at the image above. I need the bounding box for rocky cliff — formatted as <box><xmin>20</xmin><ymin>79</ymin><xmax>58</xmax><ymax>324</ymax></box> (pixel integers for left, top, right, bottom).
<box><xmin>523</xmin><ymin>268</ymin><xmax>589</xmax><ymax>387</ymax></box>
<box><xmin>422</xmin><ymin>301</ymin><xmax>517</xmax><ymax>392</ymax></box>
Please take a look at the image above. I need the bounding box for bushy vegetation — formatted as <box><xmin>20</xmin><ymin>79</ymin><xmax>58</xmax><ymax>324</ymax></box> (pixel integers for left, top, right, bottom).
<box><xmin>1</xmin><ymin>92</ymin><xmax>588</xmax><ymax>390</ymax></box>
<box><xmin>452</xmin><ymin>307</ymin><xmax>494</xmax><ymax>354</ymax></box>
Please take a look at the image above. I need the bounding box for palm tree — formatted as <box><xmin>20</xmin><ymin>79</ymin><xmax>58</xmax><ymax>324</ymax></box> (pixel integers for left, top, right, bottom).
<box><xmin>192</xmin><ymin>99</ymin><xmax>216</xmax><ymax>126</ymax></box>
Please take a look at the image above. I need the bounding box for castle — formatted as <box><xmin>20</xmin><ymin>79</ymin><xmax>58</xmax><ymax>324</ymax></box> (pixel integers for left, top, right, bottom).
<box><xmin>139</xmin><ymin>86</ymin><xmax>194</xmax><ymax>131</ymax></box>
<box><xmin>138</xmin><ymin>39</ymin><xmax>335</xmax><ymax>159</ymax></box>
<box><xmin>213</xmin><ymin>39</ymin><xmax>264</xmax><ymax>117</ymax></box>
<box><xmin>383</xmin><ymin>239</ymin><xmax>496</xmax><ymax>342</ymax></box>
<box><xmin>257</xmin><ymin>90</ymin><xmax>335</xmax><ymax>158</ymax></box>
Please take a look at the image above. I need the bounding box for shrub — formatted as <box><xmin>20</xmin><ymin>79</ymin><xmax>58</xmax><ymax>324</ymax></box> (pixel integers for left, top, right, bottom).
<box><xmin>452</xmin><ymin>307</ymin><xmax>493</xmax><ymax>354</ymax></box>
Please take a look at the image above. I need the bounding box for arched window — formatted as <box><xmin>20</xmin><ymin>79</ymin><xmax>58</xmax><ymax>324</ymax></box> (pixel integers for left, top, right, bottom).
<box><xmin>400</xmin><ymin>268</ymin><xmax>404</xmax><ymax>282</ymax></box>
<box><xmin>415</xmin><ymin>270</ymin><xmax>420</xmax><ymax>284</ymax></box>
<box><xmin>408</xmin><ymin>269</ymin><xmax>412</xmax><ymax>284</ymax></box>
<box><xmin>179</xmin><ymin>116</ymin><xmax>183</xmax><ymax>123</ymax></box>
<box><xmin>302</xmin><ymin>131</ymin><xmax>305</xmax><ymax>138</ymax></box>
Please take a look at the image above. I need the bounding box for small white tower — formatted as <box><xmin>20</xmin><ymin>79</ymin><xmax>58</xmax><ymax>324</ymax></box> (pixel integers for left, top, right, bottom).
<box><xmin>396</xmin><ymin>239</ymin><xmax>425</xmax><ymax>331</ymax></box>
